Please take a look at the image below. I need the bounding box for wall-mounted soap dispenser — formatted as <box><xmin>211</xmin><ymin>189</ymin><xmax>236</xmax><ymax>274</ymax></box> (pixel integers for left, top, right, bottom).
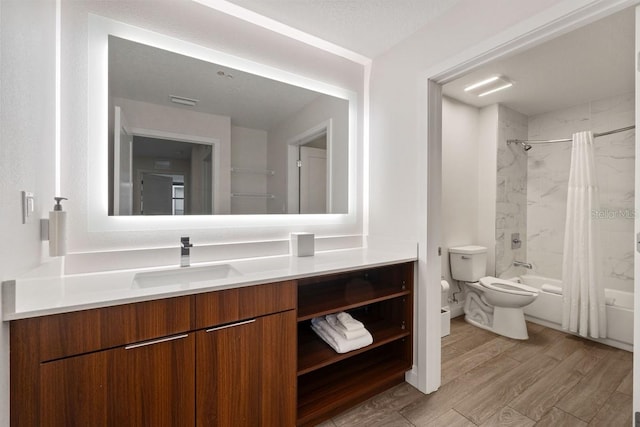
<box><xmin>49</xmin><ymin>197</ymin><xmax>67</xmax><ymax>257</ymax></box>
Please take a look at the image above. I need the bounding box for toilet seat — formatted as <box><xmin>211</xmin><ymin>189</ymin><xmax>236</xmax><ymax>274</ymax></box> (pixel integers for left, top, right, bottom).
<box><xmin>479</xmin><ymin>276</ymin><xmax>538</xmax><ymax>296</ymax></box>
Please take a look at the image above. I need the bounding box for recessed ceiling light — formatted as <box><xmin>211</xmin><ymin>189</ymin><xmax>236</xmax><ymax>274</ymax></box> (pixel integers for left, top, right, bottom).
<box><xmin>464</xmin><ymin>76</ymin><xmax>500</xmax><ymax>92</ymax></box>
<box><xmin>169</xmin><ymin>95</ymin><xmax>199</xmax><ymax>106</ymax></box>
<box><xmin>478</xmin><ymin>83</ymin><xmax>513</xmax><ymax>97</ymax></box>
<box><xmin>464</xmin><ymin>75</ymin><xmax>513</xmax><ymax>97</ymax></box>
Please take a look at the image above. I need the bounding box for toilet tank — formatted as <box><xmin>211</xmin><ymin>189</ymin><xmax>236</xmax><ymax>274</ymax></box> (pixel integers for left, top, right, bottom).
<box><xmin>449</xmin><ymin>245</ymin><xmax>487</xmax><ymax>282</ymax></box>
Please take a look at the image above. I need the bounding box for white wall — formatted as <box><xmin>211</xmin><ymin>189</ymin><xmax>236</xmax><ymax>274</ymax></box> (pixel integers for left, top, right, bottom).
<box><xmin>231</xmin><ymin>126</ymin><xmax>269</xmax><ymax>214</ymax></box>
<box><xmin>441</xmin><ymin>99</ymin><xmax>499</xmax><ymax>316</ymax></box>
<box><xmin>441</xmin><ymin>97</ymin><xmax>479</xmax><ymax>313</ymax></box>
<box><xmin>478</xmin><ymin>105</ymin><xmax>499</xmax><ymax>277</ymax></box>
<box><xmin>0</xmin><ymin>1</ymin><xmax>57</xmax><ymax>425</ymax></box>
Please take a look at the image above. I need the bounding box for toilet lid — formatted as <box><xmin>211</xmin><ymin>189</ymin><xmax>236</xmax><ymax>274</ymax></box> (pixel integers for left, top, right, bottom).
<box><xmin>479</xmin><ymin>276</ymin><xmax>539</xmax><ymax>296</ymax></box>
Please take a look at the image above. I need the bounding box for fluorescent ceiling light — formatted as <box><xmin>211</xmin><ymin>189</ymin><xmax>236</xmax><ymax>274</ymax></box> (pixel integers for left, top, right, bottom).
<box><xmin>464</xmin><ymin>75</ymin><xmax>513</xmax><ymax>97</ymax></box>
<box><xmin>478</xmin><ymin>83</ymin><xmax>513</xmax><ymax>97</ymax></box>
<box><xmin>464</xmin><ymin>76</ymin><xmax>499</xmax><ymax>92</ymax></box>
<box><xmin>170</xmin><ymin>95</ymin><xmax>199</xmax><ymax>106</ymax></box>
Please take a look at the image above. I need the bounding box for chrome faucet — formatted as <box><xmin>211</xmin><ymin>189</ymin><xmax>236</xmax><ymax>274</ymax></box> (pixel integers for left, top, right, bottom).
<box><xmin>180</xmin><ymin>236</ymin><xmax>193</xmax><ymax>267</ymax></box>
<box><xmin>513</xmin><ymin>260</ymin><xmax>533</xmax><ymax>269</ymax></box>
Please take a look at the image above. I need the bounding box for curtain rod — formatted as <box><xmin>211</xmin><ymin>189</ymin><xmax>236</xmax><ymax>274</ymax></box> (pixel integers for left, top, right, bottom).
<box><xmin>507</xmin><ymin>125</ymin><xmax>635</xmax><ymax>145</ymax></box>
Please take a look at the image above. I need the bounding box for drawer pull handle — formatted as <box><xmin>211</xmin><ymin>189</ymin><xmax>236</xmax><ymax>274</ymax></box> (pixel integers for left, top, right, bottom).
<box><xmin>206</xmin><ymin>319</ymin><xmax>256</xmax><ymax>332</ymax></box>
<box><xmin>125</xmin><ymin>333</ymin><xmax>188</xmax><ymax>350</ymax></box>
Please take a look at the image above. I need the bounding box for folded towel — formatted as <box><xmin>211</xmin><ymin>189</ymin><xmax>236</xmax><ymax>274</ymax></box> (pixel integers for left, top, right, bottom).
<box><xmin>311</xmin><ymin>317</ymin><xmax>373</xmax><ymax>354</ymax></box>
<box><xmin>541</xmin><ymin>283</ymin><xmax>562</xmax><ymax>295</ymax></box>
<box><xmin>325</xmin><ymin>314</ymin><xmax>368</xmax><ymax>340</ymax></box>
<box><xmin>337</xmin><ymin>312</ymin><xmax>364</xmax><ymax>331</ymax></box>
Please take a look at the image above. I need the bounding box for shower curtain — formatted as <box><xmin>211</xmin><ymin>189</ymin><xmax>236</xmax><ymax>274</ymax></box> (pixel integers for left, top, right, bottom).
<box><xmin>561</xmin><ymin>131</ymin><xmax>606</xmax><ymax>338</ymax></box>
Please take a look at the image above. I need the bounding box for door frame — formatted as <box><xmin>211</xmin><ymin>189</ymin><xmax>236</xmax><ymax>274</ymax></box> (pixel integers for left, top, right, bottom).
<box><xmin>286</xmin><ymin>119</ymin><xmax>333</xmax><ymax>214</ymax></box>
<box><xmin>419</xmin><ymin>0</ymin><xmax>639</xmax><ymax>396</ymax></box>
<box><xmin>127</xmin><ymin>127</ymin><xmax>220</xmax><ymax>214</ymax></box>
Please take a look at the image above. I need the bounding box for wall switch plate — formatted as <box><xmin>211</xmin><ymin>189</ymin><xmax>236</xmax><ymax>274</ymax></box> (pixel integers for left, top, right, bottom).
<box><xmin>21</xmin><ymin>191</ymin><xmax>34</xmax><ymax>224</ymax></box>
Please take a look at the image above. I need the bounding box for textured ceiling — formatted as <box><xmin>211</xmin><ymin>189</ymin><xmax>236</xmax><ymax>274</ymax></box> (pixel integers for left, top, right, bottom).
<box><xmin>226</xmin><ymin>0</ymin><xmax>462</xmax><ymax>58</ymax></box>
<box><xmin>109</xmin><ymin>36</ymin><xmax>339</xmax><ymax>131</ymax></box>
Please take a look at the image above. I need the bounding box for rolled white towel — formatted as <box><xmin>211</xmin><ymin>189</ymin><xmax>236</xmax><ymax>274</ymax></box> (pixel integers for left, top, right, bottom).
<box><xmin>337</xmin><ymin>312</ymin><xmax>364</xmax><ymax>331</ymax></box>
<box><xmin>311</xmin><ymin>317</ymin><xmax>373</xmax><ymax>354</ymax></box>
<box><xmin>541</xmin><ymin>283</ymin><xmax>562</xmax><ymax>295</ymax></box>
<box><xmin>325</xmin><ymin>314</ymin><xmax>369</xmax><ymax>340</ymax></box>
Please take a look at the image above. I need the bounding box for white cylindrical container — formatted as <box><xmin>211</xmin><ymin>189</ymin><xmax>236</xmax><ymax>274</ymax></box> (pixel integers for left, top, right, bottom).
<box><xmin>49</xmin><ymin>197</ymin><xmax>67</xmax><ymax>257</ymax></box>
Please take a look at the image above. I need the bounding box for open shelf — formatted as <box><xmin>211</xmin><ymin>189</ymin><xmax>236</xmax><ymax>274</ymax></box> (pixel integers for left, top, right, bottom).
<box><xmin>297</xmin><ymin>346</ymin><xmax>411</xmax><ymax>427</ymax></box>
<box><xmin>295</xmin><ymin>262</ymin><xmax>414</xmax><ymax>426</ymax></box>
<box><xmin>297</xmin><ymin>316</ymin><xmax>410</xmax><ymax>376</ymax></box>
<box><xmin>297</xmin><ymin>280</ymin><xmax>409</xmax><ymax>321</ymax></box>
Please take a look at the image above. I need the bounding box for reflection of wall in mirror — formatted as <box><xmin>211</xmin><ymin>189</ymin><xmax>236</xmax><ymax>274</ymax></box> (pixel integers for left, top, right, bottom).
<box><xmin>231</xmin><ymin>126</ymin><xmax>269</xmax><ymax>214</ymax></box>
<box><xmin>267</xmin><ymin>95</ymin><xmax>349</xmax><ymax>214</ymax></box>
<box><xmin>110</xmin><ymin>97</ymin><xmax>231</xmax><ymax>214</ymax></box>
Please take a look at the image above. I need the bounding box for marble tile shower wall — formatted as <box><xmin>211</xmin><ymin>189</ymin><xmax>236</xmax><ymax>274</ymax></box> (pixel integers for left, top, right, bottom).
<box><xmin>496</xmin><ymin>105</ymin><xmax>529</xmax><ymax>278</ymax></box>
<box><xmin>527</xmin><ymin>92</ymin><xmax>635</xmax><ymax>293</ymax></box>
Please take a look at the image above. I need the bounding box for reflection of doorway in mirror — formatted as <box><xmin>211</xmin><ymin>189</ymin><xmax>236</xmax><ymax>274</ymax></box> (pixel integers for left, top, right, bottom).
<box><xmin>141</xmin><ymin>173</ymin><xmax>182</xmax><ymax>215</ymax></box>
<box><xmin>299</xmin><ymin>144</ymin><xmax>327</xmax><ymax>214</ymax></box>
<box><xmin>287</xmin><ymin>119</ymin><xmax>332</xmax><ymax>214</ymax></box>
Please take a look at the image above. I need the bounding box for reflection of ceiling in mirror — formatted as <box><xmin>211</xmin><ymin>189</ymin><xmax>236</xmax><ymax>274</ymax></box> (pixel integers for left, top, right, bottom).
<box><xmin>108</xmin><ymin>36</ymin><xmax>323</xmax><ymax>130</ymax></box>
<box><xmin>133</xmin><ymin>136</ymin><xmax>194</xmax><ymax>161</ymax></box>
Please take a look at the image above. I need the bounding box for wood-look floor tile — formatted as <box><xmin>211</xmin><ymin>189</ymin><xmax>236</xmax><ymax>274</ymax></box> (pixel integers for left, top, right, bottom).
<box><xmin>581</xmin><ymin>338</ymin><xmax>629</xmax><ymax>360</ymax></box>
<box><xmin>441</xmin><ymin>336</ymin><xmax>515</xmax><ymax>385</ymax></box>
<box><xmin>400</xmin><ymin>354</ymin><xmax>520</xmax><ymax>425</ymax></box>
<box><xmin>339</xmin><ymin>411</ymin><xmax>413</xmax><ymax>427</ymax></box>
<box><xmin>316</xmin><ymin>420</ymin><xmax>337</xmax><ymax>427</ymax></box>
<box><xmin>442</xmin><ymin>343</ymin><xmax>466</xmax><ymax>360</ymax></box>
<box><xmin>426</xmin><ymin>409</ymin><xmax>475</xmax><ymax>427</ymax></box>
<box><xmin>503</xmin><ymin>327</ymin><xmax>564</xmax><ymax>363</ymax></box>
<box><xmin>331</xmin><ymin>383</ymin><xmax>422</xmax><ymax>427</ymax></box>
<box><xmin>588</xmin><ymin>391</ymin><xmax>632</xmax><ymax>426</ymax></box>
<box><xmin>509</xmin><ymin>348</ymin><xmax>587</xmax><ymax>421</ymax></box>
<box><xmin>535</xmin><ymin>407</ymin><xmax>587</xmax><ymax>427</ymax></box>
<box><xmin>556</xmin><ymin>355</ymin><xmax>632</xmax><ymax>422</ymax></box>
<box><xmin>616</xmin><ymin>370</ymin><xmax>633</xmax><ymax>396</ymax></box>
<box><xmin>478</xmin><ymin>407</ymin><xmax>535</xmax><ymax>427</ymax></box>
<box><xmin>543</xmin><ymin>335</ymin><xmax>585</xmax><ymax>361</ymax></box>
<box><xmin>525</xmin><ymin>322</ymin><xmax>546</xmax><ymax>334</ymax></box>
<box><xmin>443</xmin><ymin>323</ymin><xmax>496</xmax><ymax>352</ymax></box>
<box><xmin>453</xmin><ymin>354</ymin><xmax>559</xmax><ymax>425</ymax></box>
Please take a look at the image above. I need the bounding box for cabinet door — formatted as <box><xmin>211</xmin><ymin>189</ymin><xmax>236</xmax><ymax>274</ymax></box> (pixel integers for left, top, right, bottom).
<box><xmin>196</xmin><ymin>310</ymin><xmax>296</xmax><ymax>427</ymax></box>
<box><xmin>40</xmin><ymin>333</ymin><xmax>195</xmax><ymax>427</ymax></box>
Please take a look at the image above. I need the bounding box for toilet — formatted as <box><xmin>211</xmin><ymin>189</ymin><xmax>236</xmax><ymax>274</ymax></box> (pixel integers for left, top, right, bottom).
<box><xmin>449</xmin><ymin>245</ymin><xmax>538</xmax><ymax>340</ymax></box>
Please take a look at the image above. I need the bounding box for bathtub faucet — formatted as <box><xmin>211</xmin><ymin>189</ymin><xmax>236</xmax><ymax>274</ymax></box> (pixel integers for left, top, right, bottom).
<box><xmin>513</xmin><ymin>260</ymin><xmax>532</xmax><ymax>269</ymax></box>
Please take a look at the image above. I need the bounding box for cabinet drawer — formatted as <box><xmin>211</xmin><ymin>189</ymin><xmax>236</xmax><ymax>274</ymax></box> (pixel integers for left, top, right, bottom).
<box><xmin>194</xmin><ymin>281</ymin><xmax>296</xmax><ymax>328</ymax></box>
<box><xmin>13</xmin><ymin>296</ymin><xmax>192</xmax><ymax>362</ymax></box>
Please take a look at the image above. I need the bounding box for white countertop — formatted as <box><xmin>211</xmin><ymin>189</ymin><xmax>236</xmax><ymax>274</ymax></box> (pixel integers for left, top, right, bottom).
<box><xmin>2</xmin><ymin>247</ymin><xmax>417</xmax><ymax>321</ymax></box>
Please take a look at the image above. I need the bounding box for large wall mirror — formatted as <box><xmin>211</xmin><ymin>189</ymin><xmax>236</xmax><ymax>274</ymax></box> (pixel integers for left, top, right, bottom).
<box><xmin>108</xmin><ymin>35</ymin><xmax>350</xmax><ymax>216</ymax></box>
<box><xmin>87</xmin><ymin>14</ymin><xmax>358</xmax><ymax>231</ymax></box>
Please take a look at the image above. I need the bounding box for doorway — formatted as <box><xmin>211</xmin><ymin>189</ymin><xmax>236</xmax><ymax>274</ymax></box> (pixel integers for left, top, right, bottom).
<box><xmin>287</xmin><ymin>120</ymin><xmax>332</xmax><ymax>214</ymax></box>
<box><xmin>420</xmin><ymin>1</ymin><xmax>640</xmax><ymax>406</ymax></box>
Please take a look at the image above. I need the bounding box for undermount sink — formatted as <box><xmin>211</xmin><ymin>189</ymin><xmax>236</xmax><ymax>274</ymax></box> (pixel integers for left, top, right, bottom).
<box><xmin>132</xmin><ymin>264</ymin><xmax>242</xmax><ymax>288</ymax></box>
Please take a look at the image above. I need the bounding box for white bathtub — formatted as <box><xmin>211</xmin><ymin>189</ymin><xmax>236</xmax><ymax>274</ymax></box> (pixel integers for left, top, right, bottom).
<box><xmin>511</xmin><ymin>274</ymin><xmax>633</xmax><ymax>352</ymax></box>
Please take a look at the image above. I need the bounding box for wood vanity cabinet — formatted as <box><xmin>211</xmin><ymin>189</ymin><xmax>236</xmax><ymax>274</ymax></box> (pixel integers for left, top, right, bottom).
<box><xmin>9</xmin><ymin>263</ymin><xmax>413</xmax><ymax>427</ymax></box>
<box><xmin>10</xmin><ymin>281</ymin><xmax>296</xmax><ymax>427</ymax></box>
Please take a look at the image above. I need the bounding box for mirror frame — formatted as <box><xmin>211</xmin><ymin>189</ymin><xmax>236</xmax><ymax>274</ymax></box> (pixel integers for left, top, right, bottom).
<box><xmin>88</xmin><ymin>14</ymin><xmax>358</xmax><ymax>231</ymax></box>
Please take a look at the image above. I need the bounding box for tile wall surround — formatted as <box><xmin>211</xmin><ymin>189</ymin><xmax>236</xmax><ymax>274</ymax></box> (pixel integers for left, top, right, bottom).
<box><xmin>526</xmin><ymin>92</ymin><xmax>635</xmax><ymax>293</ymax></box>
<box><xmin>495</xmin><ymin>105</ymin><xmax>529</xmax><ymax>279</ymax></box>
